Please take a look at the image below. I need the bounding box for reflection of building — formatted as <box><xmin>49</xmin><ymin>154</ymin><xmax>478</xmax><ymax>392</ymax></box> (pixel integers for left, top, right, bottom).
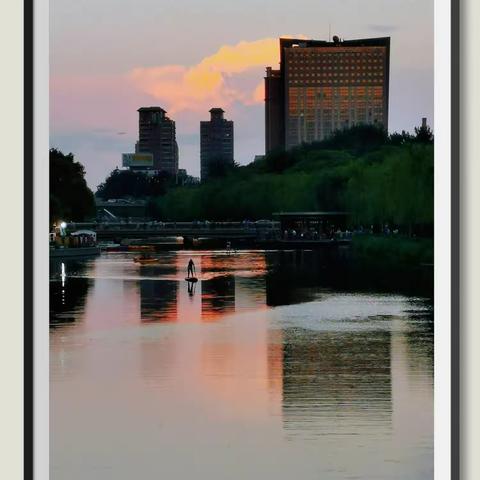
<box><xmin>200</xmin><ymin>108</ymin><xmax>234</xmax><ymax>181</ymax></box>
<box><xmin>129</xmin><ymin>106</ymin><xmax>179</xmax><ymax>175</ymax></box>
<box><xmin>265</xmin><ymin>37</ymin><xmax>390</xmax><ymax>152</ymax></box>
<box><xmin>201</xmin><ymin>276</ymin><xmax>235</xmax><ymax>321</ymax></box>
<box><xmin>140</xmin><ymin>279</ymin><xmax>178</xmax><ymax>322</ymax></box>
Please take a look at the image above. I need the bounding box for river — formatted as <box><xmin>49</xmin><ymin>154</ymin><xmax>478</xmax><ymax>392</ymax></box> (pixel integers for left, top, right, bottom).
<box><xmin>50</xmin><ymin>249</ymin><xmax>433</xmax><ymax>480</ymax></box>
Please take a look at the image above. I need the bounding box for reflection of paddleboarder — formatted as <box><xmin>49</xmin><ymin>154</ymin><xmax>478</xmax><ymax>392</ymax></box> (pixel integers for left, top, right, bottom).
<box><xmin>187</xmin><ymin>258</ymin><xmax>196</xmax><ymax>278</ymax></box>
<box><xmin>188</xmin><ymin>281</ymin><xmax>196</xmax><ymax>296</ymax></box>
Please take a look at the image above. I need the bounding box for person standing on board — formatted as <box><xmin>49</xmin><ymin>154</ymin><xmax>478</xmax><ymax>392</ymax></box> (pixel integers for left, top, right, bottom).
<box><xmin>187</xmin><ymin>258</ymin><xmax>196</xmax><ymax>278</ymax></box>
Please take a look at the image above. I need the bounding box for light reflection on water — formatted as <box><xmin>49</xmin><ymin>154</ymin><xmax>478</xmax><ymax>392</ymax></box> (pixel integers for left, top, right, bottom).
<box><xmin>50</xmin><ymin>251</ymin><xmax>433</xmax><ymax>480</ymax></box>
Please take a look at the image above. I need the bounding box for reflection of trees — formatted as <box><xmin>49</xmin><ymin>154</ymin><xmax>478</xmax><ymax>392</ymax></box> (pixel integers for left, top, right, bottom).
<box><xmin>264</xmin><ymin>249</ymin><xmax>433</xmax><ymax>302</ymax></box>
<box><xmin>137</xmin><ymin>259</ymin><xmax>177</xmax><ymax>279</ymax></box>
<box><xmin>49</xmin><ymin>259</ymin><xmax>91</xmax><ymax>326</ymax></box>
<box><xmin>50</xmin><ymin>278</ymin><xmax>91</xmax><ymax>326</ymax></box>
<box><xmin>201</xmin><ymin>275</ymin><xmax>235</xmax><ymax>321</ymax></box>
<box><xmin>265</xmin><ymin>250</ymin><xmax>330</xmax><ymax>306</ymax></box>
<box><xmin>281</xmin><ymin>330</ymin><xmax>392</xmax><ymax>437</ymax></box>
<box><xmin>404</xmin><ymin>311</ymin><xmax>434</xmax><ymax>378</ymax></box>
<box><xmin>140</xmin><ymin>280</ymin><xmax>178</xmax><ymax>322</ymax></box>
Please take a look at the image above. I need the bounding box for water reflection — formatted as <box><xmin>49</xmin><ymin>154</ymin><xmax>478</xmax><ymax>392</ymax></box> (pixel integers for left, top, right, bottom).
<box><xmin>281</xmin><ymin>330</ymin><xmax>392</xmax><ymax>438</ymax></box>
<box><xmin>140</xmin><ymin>280</ymin><xmax>178</xmax><ymax>322</ymax></box>
<box><xmin>50</xmin><ymin>259</ymin><xmax>92</xmax><ymax>326</ymax></box>
<box><xmin>50</xmin><ymin>251</ymin><xmax>433</xmax><ymax>480</ymax></box>
<box><xmin>134</xmin><ymin>251</ymin><xmax>267</xmax><ymax>322</ymax></box>
<box><xmin>201</xmin><ymin>275</ymin><xmax>236</xmax><ymax>321</ymax></box>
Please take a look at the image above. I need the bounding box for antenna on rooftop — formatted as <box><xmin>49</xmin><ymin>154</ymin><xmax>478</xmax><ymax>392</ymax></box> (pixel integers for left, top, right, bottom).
<box><xmin>329</xmin><ymin>23</ymin><xmax>331</xmax><ymax>41</ymax></box>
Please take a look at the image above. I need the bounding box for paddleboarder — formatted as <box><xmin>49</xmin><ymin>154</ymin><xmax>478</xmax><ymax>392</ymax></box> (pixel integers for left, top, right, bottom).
<box><xmin>187</xmin><ymin>258</ymin><xmax>196</xmax><ymax>278</ymax></box>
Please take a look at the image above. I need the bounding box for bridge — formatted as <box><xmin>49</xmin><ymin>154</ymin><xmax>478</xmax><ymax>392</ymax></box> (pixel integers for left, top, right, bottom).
<box><xmin>66</xmin><ymin>221</ymin><xmax>278</xmax><ymax>242</ymax></box>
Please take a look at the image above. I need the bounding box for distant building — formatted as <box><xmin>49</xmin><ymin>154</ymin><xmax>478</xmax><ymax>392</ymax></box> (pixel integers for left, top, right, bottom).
<box><xmin>176</xmin><ymin>168</ymin><xmax>200</xmax><ymax>186</ymax></box>
<box><xmin>200</xmin><ymin>108</ymin><xmax>234</xmax><ymax>181</ymax></box>
<box><xmin>95</xmin><ymin>198</ymin><xmax>148</xmax><ymax>221</ymax></box>
<box><xmin>124</xmin><ymin>106</ymin><xmax>179</xmax><ymax>176</ymax></box>
<box><xmin>265</xmin><ymin>67</ymin><xmax>284</xmax><ymax>154</ymax></box>
<box><xmin>177</xmin><ymin>168</ymin><xmax>188</xmax><ymax>184</ymax></box>
<box><xmin>265</xmin><ymin>37</ymin><xmax>390</xmax><ymax>153</ymax></box>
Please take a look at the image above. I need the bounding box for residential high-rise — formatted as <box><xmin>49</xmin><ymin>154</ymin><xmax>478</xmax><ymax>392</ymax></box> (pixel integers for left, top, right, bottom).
<box><xmin>200</xmin><ymin>108</ymin><xmax>234</xmax><ymax>181</ymax></box>
<box><xmin>265</xmin><ymin>37</ymin><xmax>390</xmax><ymax>153</ymax></box>
<box><xmin>135</xmin><ymin>106</ymin><xmax>179</xmax><ymax>176</ymax></box>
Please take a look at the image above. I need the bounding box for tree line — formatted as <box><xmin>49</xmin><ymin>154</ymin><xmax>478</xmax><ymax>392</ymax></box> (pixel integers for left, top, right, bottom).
<box><xmin>50</xmin><ymin>123</ymin><xmax>434</xmax><ymax>235</ymax></box>
<box><xmin>149</xmin><ymin>124</ymin><xmax>434</xmax><ymax>235</ymax></box>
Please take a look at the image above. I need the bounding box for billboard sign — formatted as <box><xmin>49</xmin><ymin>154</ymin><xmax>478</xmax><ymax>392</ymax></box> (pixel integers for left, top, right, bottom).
<box><xmin>122</xmin><ymin>153</ymin><xmax>154</xmax><ymax>167</ymax></box>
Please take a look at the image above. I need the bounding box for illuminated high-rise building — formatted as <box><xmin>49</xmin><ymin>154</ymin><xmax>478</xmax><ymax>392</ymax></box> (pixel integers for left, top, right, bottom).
<box><xmin>265</xmin><ymin>37</ymin><xmax>390</xmax><ymax>152</ymax></box>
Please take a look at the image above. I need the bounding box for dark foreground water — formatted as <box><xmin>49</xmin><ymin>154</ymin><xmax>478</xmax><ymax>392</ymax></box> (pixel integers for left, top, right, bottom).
<box><xmin>50</xmin><ymin>250</ymin><xmax>433</xmax><ymax>480</ymax></box>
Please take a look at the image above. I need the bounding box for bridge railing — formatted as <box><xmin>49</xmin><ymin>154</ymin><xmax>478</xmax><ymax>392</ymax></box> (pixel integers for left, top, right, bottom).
<box><xmin>67</xmin><ymin>221</ymin><xmax>280</xmax><ymax>232</ymax></box>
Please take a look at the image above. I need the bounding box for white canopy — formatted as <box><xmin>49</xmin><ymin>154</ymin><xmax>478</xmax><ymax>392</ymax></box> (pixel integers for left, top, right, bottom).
<box><xmin>71</xmin><ymin>230</ymin><xmax>97</xmax><ymax>240</ymax></box>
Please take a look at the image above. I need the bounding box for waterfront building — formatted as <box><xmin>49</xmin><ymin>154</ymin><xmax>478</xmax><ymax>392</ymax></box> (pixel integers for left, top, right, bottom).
<box><xmin>265</xmin><ymin>36</ymin><xmax>390</xmax><ymax>152</ymax></box>
<box><xmin>273</xmin><ymin>211</ymin><xmax>349</xmax><ymax>240</ymax></box>
<box><xmin>124</xmin><ymin>106</ymin><xmax>179</xmax><ymax>176</ymax></box>
<box><xmin>200</xmin><ymin>108</ymin><xmax>234</xmax><ymax>181</ymax></box>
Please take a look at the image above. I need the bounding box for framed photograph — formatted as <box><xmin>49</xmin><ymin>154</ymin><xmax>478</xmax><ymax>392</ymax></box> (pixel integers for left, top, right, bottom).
<box><xmin>27</xmin><ymin>0</ymin><xmax>459</xmax><ymax>478</ymax></box>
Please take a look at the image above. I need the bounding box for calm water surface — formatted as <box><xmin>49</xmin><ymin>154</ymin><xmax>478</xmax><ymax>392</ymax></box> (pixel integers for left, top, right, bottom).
<box><xmin>50</xmin><ymin>250</ymin><xmax>433</xmax><ymax>480</ymax></box>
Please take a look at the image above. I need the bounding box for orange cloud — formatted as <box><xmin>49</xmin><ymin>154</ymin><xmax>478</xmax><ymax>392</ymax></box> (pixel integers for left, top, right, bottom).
<box><xmin>251</xmin><ymin>81</ymin><xmax>265</xmax><ymax>104</ymax></box>
<box><xmin>128</xmin><ymin>37</ymin><xmax>290</xmax><ymax>113</ymax></box>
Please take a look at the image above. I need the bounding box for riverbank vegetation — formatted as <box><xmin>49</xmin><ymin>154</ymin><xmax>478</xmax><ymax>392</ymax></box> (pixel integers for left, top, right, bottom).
<box><xmin>96</xmin><ymin>168</ymin><xmax>175</xmax><ymax>199</ymax></box>
<box><xmin>148</xmin><ymin>124</ymin><xmax>433</xmax><ymax>236</ymax></box>
<box><xmin>351</xmin><ymin>235</ymin><xmax>433</xmax><ymax>266</ymax></box>
<box><xmin>50</xmin><ymin>148</ymin><xmax>95</xmax><ymax>223</ymax></box>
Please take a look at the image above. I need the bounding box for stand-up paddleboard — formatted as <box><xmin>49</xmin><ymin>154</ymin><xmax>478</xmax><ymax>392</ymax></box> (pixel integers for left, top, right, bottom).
<box><xmin>185</xmin><ymin>277</ymin><xmax>198</xmax><ymax>283</ymax></box>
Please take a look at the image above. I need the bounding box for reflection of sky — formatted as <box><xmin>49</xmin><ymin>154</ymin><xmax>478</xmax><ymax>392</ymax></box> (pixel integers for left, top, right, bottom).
<box><xmin>50</xmin><ymin>0</ymin><xmax>433</xmax><ymax>188</ymax></box>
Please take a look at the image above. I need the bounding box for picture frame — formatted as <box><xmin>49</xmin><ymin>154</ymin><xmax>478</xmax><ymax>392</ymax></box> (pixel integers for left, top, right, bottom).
<box><xmin>25</xmin><ymin>0</ymin><xmax>460</xmax><ymax>478</ymax></box>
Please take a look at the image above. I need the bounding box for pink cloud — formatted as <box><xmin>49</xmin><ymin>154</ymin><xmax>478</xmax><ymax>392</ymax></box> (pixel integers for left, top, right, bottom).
<box><xmin>127</xmin><ymin>37</ymin><xmax>287</xmax><ymax>113</ymax></box>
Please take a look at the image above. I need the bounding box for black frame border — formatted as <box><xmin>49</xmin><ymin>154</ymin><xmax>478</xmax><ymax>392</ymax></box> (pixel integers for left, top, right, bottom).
<box><xmin>25</xmin><ymin>0</ymin><xmax>34</xmax><ymax>478</ymax></box>
<box><xmin>451</xmin><ymin>0</ymin><xmax>460</xmax><ymax>478</ymax></box>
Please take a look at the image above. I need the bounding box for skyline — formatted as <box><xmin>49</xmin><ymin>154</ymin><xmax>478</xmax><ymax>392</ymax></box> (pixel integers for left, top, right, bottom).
<box><xmin>50</xmin><ymin>0</ymin><xmax>433</xmax><ymax>188</ymax></box>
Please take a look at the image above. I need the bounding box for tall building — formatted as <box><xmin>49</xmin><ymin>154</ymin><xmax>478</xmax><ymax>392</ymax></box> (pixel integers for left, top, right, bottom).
<box><xmin>265</xmin><ymin>37</ymin><xmax>390</xmax><ymax>152</ymax></box>
<box><xmin>135</xmin><ymin>106</ymin><xmax>179</xmax><ymax>176</ymax></box>
<box><xmin>200</xmin><ymin>108</ymin><xmax>234</xmax><ymax>181</ymax></box>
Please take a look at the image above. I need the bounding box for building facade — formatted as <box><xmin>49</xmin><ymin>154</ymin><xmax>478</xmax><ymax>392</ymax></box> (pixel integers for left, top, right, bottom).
<box><xmin>135</xmin><ymin>106</ymin><xmax>179</xmax><ymax>176</ymax></box>
<box><xmin>265</xmin><ymin>37</ymin><xmax>390</xmax><ymax>152</ymax></box>
<box><xmin>200</xmin><ymin>108</ymin><xmax>234</xmax><ymax>181</ymax></box>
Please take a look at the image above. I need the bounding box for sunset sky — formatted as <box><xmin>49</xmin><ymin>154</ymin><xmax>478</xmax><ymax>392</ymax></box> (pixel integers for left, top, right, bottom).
<box><xmin>50</xmin><ymin>0</ymin><xmax>433</xmax><ymax>189</ymax></box>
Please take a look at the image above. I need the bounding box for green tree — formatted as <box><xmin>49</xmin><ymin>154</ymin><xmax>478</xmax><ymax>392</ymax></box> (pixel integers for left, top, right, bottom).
<box><xmin>205</xmin><ymin>157</ymin><xmax>239</xmax><ymax>180</ymax></box>
<box><xmin>414</xmin><ymin>123</ymin><xmax>434</xmax><ymax>144</ymax></box>
<box><xmin>50</xmin><ymin>148</ymin><xmax>96</xmax><ymax>223</ymax></box>
<box><xmin>96</xmin><ymin>169</ymin><xmax>173</xmax><ymax>199</ymax></box>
